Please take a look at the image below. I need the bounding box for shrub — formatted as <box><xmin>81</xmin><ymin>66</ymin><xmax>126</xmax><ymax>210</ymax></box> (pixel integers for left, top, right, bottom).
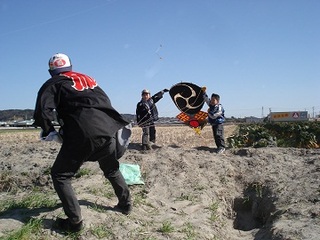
<box><xmin>227</xmin><ymin>122</ymin><xmax>320</xmax><ymax>148</ymax></box>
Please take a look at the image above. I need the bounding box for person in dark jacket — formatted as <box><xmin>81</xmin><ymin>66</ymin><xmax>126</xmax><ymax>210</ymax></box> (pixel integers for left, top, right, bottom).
<box><xmin>203</xmin><ymin>91</ymin><xmax>226</xmax><ymax>154</ymax></box>
<box><xmin>136</xmin><ymin>88</ymin><xmax>168</xmax><ymax>150</ymax></box>
<box><xmin>33</xmin><ymin>53</ymin><xmax>132</xmax><ymax>233</ymax></box>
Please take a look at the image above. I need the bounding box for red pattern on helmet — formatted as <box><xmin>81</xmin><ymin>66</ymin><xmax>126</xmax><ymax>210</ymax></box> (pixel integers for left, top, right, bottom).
<box><xmin>52</xmin><ymin>59</ymin><xmax>66</xmax><ymax>68</ymax></box>
<box><xmin>62</xmin><ymin>71</ymin><xmax>98</xmax><ymax>91</ymax></box>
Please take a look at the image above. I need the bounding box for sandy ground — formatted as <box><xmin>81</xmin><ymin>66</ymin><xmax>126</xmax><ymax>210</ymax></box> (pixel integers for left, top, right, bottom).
<box><xmin>0</xmin><ymin>124</ymin><xmax>319</xmax><ymax>239</ymax></box>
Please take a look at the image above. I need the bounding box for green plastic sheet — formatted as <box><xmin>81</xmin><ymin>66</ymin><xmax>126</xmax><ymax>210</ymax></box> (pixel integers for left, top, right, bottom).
<box><xmin>119</xmin><ymin>163</ymin><xmax>144</xmax><ymax>185</ymax></box>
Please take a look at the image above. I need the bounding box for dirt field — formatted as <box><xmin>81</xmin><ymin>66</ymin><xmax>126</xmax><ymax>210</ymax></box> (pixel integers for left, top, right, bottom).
<box><xmin>0</xmin><ymin>125</ymin><xmax>319</xmax><ymax>239</ymax></box>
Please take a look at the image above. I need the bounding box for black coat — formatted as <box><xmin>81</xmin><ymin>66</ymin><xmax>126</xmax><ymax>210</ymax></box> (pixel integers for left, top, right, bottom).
<box><xmin>136</xmin><ymin>91</ymin><xmax>164</xmax><ymax>127</ymax></box>
<box><xmin>34</xmin><ymin>72</ymin><xmax>129</xmax><ymax>150</ymax></box>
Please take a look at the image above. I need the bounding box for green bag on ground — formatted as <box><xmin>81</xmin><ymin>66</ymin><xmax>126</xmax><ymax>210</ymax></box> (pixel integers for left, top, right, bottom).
<box><xmin>119</xmin><ymin>163</ymin><xmax>145</xmax><ymax>185</ymax></box>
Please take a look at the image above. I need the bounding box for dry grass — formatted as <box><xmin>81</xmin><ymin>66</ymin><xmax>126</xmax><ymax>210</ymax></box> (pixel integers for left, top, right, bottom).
<box><xmin>0</xmin><ymin>125</ymin><xmax>319</xmax><ymax>240</ymax></box>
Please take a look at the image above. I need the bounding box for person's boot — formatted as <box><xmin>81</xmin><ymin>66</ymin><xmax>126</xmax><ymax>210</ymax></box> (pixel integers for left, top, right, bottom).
<box><xmin>114</xmin><ymin>203</ymin><xmax>132</xmax><ymax>215</ymax></box>
<box><xmin>142</xmin><ymin>144</ymin><xmax>152</xmax><ymax>150</ymax></box>
<box><xmin>55</xmin><ymin>218</ymin><xmax>83</xmax><ymax>233</ymax></box>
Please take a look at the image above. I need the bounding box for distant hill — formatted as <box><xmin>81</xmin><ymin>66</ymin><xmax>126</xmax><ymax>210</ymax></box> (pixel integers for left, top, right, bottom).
<box><xmin>0</xmin><ymin>109</ymin><xmax>247</xmax><ymax>126</ymax></box>
<box><xmin>0</xmin><ymin>109</ymin><xmax>34</xmax><ymax>121</ymax></box>
<box><xmin>0</xmin><ymin>109</ymin><xmax>136</xmax><ymax>123</ymax></box>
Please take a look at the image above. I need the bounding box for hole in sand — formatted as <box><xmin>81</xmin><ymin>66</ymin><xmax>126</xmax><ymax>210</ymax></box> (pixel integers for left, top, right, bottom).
<box><xmin>233</xmin><ymin>182</ymin><xmax>277</xmax><ymax>231</ymax></box>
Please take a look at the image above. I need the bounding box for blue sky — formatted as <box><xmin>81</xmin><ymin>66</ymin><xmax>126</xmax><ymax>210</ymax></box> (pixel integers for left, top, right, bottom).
<box><xmin>1</xmin><ymin>0</ymin><xmax>319</xmax><ymax>118</ymax></box>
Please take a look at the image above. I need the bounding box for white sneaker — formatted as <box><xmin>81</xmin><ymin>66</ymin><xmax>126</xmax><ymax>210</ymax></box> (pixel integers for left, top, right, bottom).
<box><xmin>217</xmin><ymin>148</ymin><xmax>225</xmax><ymax>154</ymax></box>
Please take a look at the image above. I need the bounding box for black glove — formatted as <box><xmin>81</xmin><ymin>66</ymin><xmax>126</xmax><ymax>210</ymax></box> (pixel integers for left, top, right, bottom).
<box><xmin>163</xmin><ymin>88</ymin><xmax>169</xmax><ymax>93</ymax></box>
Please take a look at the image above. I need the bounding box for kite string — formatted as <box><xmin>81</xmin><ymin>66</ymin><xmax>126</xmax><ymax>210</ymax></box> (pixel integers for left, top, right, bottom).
<box><xmin>136</xmin><ymin>103</ymin><xmax>161</xmax><ymax>127</ymax></box>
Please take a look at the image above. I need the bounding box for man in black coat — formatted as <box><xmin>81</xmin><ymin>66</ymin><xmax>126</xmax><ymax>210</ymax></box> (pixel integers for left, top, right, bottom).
<box><xmin>136</xmin><ymin>88</ymin><xmax>168</xmax><ymax>150</ymax></box>
<box><xmin>34</xmin><ymin>53</ymin><xmax>131</xmax><ymax>232</ymax></box>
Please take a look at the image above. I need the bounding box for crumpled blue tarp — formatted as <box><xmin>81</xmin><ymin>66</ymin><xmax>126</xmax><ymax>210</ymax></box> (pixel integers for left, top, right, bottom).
<box><xmin>119</xmin><ymin>163</ymin><xmax>144</xmax><ymax>185</ymax></box>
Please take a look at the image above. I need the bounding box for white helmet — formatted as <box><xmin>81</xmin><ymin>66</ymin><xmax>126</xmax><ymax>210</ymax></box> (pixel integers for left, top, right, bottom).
<box><xmin>48</xmin><ymin>53</ymin><xmax>72</xmax><ymax>76</ymax></box>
